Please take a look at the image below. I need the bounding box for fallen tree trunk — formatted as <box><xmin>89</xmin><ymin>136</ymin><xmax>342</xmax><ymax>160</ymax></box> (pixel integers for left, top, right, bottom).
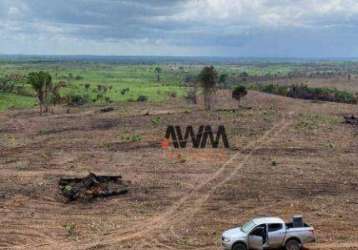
<box><xmin>59</xmin><ymin>173</ymin><xmax>128</xmax><ymax>201</ymax></box>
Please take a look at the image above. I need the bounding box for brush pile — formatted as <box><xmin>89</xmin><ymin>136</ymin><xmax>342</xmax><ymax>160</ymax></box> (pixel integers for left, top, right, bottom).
<box><xmin>59</xmin><ymin>173</ymin><xmax>128</xmax><ymax>202</ymax></box>
<box><xmin>344</xmin><ymin>115</ymin><xmax>358</xmax><ymax>126</ymax></box>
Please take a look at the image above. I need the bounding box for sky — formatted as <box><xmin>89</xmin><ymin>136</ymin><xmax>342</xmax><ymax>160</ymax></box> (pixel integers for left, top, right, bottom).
<box><xmin>1</xmin><ymin>0</ymin><xmax>358</xmax><ymax>57</ymax></box>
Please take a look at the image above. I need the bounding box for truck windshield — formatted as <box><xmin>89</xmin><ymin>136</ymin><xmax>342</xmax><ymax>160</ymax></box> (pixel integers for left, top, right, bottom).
<box><xmin>241</xmin><ymin>221</ymin><xmax>256</xmax><ymax>233</ymax></box>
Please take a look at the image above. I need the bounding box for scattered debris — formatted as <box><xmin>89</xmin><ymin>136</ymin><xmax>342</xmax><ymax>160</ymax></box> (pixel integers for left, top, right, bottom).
<box><xmin>105</xmin><ymin>141</ymin><xmax>160</xmax><ymax>152</ymax></box>
<box><xmin>216</xmin><ymin>106</ymin><xmax>252</xmax><ymax>112</ymax></box>
<box><xmin>344</xmin><ymin>115</ymin><xmax>358</xmax><ymax>126</ymax></box>
<box><xmin>100</xmin><ymin>107</ymin><xmax>115</xmax><ymax>113</ymax></box>
<box><xmin>215</xmin><ymin>108</ymin><xmax>239</xmax><ymax>112</ymax></box>
<box><xmin>141</xmin><ymin>109</ymin><xmax>191</xmax><ymax>116</ymax></box>
<box><xmin>59</xmin><ymin>173</ymin><xmax>128</xmax><ymax>202</ymax></box>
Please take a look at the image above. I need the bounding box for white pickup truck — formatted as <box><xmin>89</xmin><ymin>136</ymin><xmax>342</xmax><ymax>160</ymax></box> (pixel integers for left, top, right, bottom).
<box><xmin>221</xmin><ymin>216</ymin><xmax>315</xmax><ymax>250</ymax></box>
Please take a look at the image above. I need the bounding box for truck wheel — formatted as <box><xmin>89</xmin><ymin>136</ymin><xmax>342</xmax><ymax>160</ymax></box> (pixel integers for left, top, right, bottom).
<box><xmin>232</xmin><ymin>242</ymin><xmax>247</xmax><ymax>250</ymax></box>
<box><xmin>285</xmin><ymin>239</ymin><xmax>301</xmax><ymax>250</ymax></box>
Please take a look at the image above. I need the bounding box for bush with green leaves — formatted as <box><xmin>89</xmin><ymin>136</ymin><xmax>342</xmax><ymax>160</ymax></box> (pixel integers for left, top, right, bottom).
<box><xmin>63</xmin><ymin>223</ymin><xmax>77</xmax><ymax>238</ymax></box>
<box><xmin>66</xmin><ymin>94</ymin><xmax>91</xmax><ymax>106</ymax></box>
<box><xmin>0</xmin><ymin>77</ymin><xmax>16</xmax><ymax>93</ymax></box>
<box><xmin>260</xmin><ymin>84</ymin><xmax>289</xmax><ymax>96</ymax></box>
<box><xmin>151</xmin><ymin>117</ymin><xmax>161</xmax><ymax>126</ymax></box>
<box><xmin>232</xmin><ymin>85</ymin><xmax>248</xmax><ymax>107</ymax></box>
<box><xmin>288</xmin><ymin>84</ymin><xmax>357</xmax><ymax>104</ymax></box>
<box><xmin>253</xmin><ymin>83</ymin><xmax>357</xmax><ymax>104</ymax></box>
<box><xmin>120</xmin><ymin>88</ymin><xmax>130</xmax><ymax>95</ymax></box>
<box><xmin>94</xmin><ymin>84</ymin><xmax>112</xmax><ymax>104</ymax></box>
<box><xmin>27</xmin><ymin>71</ymin><xmax>53</xmax><ymax>113</ymax></box>
<box><xmin>137</xmin><ymin>95</ymin><xmax>148</xmax><ymax>102</ymax></box>
<box><xmin>122</xmin><ymin>134</ymin><xmax>142</xmax><ymax>142</ymax></box>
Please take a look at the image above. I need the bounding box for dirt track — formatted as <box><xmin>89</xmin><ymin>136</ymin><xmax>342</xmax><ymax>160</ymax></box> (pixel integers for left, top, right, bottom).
<box><xmin>0</xmin><ymin>91</ymin><xmax>357</xmax><ymax>249</ymax></box>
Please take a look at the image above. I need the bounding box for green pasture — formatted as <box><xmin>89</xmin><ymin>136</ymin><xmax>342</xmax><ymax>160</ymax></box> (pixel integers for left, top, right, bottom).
<box><xmin>0</xmin><ymin>63</ymin><xmax>189</xmax><ymax>110</ymax></box>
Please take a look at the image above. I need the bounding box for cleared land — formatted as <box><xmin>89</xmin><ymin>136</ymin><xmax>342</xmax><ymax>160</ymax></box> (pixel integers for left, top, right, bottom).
<box><xmin>0</xmin><ymin>89</ymin><xmax>357</xmax><ymax>249</ymax></box>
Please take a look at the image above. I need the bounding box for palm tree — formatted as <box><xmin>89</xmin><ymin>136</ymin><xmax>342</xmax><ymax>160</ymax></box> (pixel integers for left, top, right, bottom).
<box><xmin>154</xmin><ymin>66</ymin><xmax>162</xmax><ymax>82</ymax></box>
<box><xmin>27</xmin><ymin>71</ymin><xmax>52</xmax><ymax>114</ymax></box>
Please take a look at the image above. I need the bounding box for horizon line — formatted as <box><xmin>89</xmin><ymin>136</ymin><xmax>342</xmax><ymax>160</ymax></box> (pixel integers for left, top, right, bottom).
<box><xmin>1</xmin><ymin>54</ymin><xmax>358</xmax><ymax>60</ymax></box>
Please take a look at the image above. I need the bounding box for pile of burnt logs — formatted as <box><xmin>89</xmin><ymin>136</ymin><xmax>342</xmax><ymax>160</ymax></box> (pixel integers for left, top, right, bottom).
<box><xmin>344</xmin><ymin>115</ymin><xmax>358</xmax><ymax>126</ymax></box>
<box><xmin>59</xmin><ymin>173</ymin><xmax>128</xmax><ymax>202</ymax></box>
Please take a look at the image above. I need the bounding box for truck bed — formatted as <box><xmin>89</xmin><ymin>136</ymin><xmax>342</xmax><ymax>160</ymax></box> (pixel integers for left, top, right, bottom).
<box><xmin>286</xmin><ymin>222</ymin><xmax>311</xmax><ymax>229</ymax></box>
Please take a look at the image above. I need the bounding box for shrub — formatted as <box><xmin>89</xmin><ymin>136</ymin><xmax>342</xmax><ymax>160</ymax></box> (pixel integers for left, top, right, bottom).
<box><xmin>169</xmin><ymin>91</ymin><xmax>177</xmax><ymax>98</ymax></box>
<box><xmin>137</xmin><ymin>95</ymin><xmax>148</xmax><ymax>102</ymax></box>
<box><xmin>104</xmin><ymin>97</ymin><xmax>112</xmax><ymax>103</ymax></box>
<box><xmin>130</xmin><ymin>135</ymin><xmax>142</xmax><ymax>142</ymax></box>
<box><xmin>288</xmin><ymin>84</ymin><xmax>357</xmax><ymax>104</ymax></box>
<box><xmin>151</xmin><ymin>117</ymin><xmax>161</xmax><ymax>126</ymax></box>
<box><xmin>232</xmin><ymin>85</ymin><xmax>248</xmax><ymax>107</ymax></box>
<box><xmin>94</xmin><ymin>84</ymin><xmax>112</xmax><ymax>103</ymax></box>
<box><xmin>84</xmin><ymin>83</ymin><xmax>91</xmax><ymax>90</ymax></box>
<box><xmin>232</xmin><ymin>85</ymin><xmax>247</xmax><ymax>98</ymax></box>
<box><xmin>66</xmin><ymin>94</ymin><xmax>91</xmax><ymax>106</ymax></box>
<box><xmin>335</xmin><ymin>91</ymin><xmax>356</xmax><ymax>103</ymax></box>
<box><xmin>261</xmin><ymin>84</ymin><xmax>289</xmax><ymax>96</ymax></box>
<box><xmin>63</xmin><ymin>223</ymin><xmax>77</xmax><ymax>237</ymax></box>
<box><xmin>14</xmin><ymin>85</ymin><xmax>34</xmax><ymax>97</ymax></box>
<box><xmin>255</xmin><ymin>83</ymin><xmax>357</xmax><ymax>104</ymax></box>
<box><xmin>0</xmin><ymin>77</ymin><xmax>16</xmax><ymax>93</ymax></box>
<box><xmin>122</xmin><ymin>134</ymin><xmax>142</xmax><ymax>142</ymax></box>
<box><xmin>120</xmin><ymin>88</ymin><xmax>130</xmax><ymax>95</ymax></box>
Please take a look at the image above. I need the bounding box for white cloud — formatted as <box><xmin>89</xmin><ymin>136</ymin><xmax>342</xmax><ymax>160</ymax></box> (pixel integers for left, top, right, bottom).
<box><xmin>1</xmin><ymin>0</ymin><xmax>358</xmax><ymax>56</ymax></box>
<box><xmin>160</xmin><ymin>0</ymin><xmax>358</xmax><ymax>28</ymax></box>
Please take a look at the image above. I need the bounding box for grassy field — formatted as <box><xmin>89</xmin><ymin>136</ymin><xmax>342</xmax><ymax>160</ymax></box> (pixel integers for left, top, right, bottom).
<box><xmin>2</xmin><ymin>58</ymin><xmax>358</xmax><ymax>112</ymax></box>
<box><xmin>0</xmin><ymin>93</ymin><xmax>36</xmax><ymax>112</ymax></box>
<box><xmin>0</xmin><ymin>63</ymin><xmax>192</xmax><ymax>110</ymax></box>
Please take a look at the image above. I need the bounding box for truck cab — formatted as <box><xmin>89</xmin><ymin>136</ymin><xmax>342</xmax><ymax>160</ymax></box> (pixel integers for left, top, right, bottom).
<box><xmin>222</xmin><ymin>217</ymin><xmax>315</xmax><ymax>250</ymax></box>
<box><xmin>247</xmin><ymin>217</ymin><xmax>287</xmax><ymax>249</ymax></box>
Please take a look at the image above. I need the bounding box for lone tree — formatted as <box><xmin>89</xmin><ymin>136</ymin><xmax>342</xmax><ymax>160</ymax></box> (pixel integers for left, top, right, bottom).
<box><xmin>198</xmin><ymin>66</ymin><xmax>218</xmax><ymax>111</ymax></box>
<box><xmin>232</xmin><ymin>85</ymin><xmax>248</xmax><ymax>108</ymax></box>
<box><xmin>154</xmin><ymin>66</ymin><xmax>162</xmax><ymax>82</ymax></box>
<box><xmin>28</xmin><ymin>71</ymin><xmax>53</xmax><ymax>114</ymax></box>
